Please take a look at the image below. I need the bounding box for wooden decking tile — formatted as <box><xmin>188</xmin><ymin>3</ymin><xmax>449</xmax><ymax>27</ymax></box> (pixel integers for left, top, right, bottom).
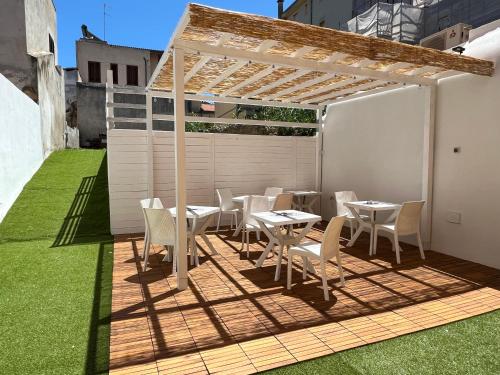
<box><xmin>109</xmin><ymin>225</ymin><xmax>500</xmax><ymax>374</ymax></box>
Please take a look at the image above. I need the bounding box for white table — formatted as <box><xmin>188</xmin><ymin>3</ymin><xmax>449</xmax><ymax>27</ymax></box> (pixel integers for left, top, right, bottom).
<box><xmin>251</xmin><ymin>210</ymin><xmax>322</xmax><ymax>281</ymax></box>
<box><xmin>287</xmin><ymin>190</ymin><xmax>321</xmax><ymax>213</ymax></box>
<box><xmin>169</xmin><ymin>205</ymin><xmax>220</xmax><ymax>266</ymax></box>
<box><xmin>231</xmin><ymin>195</ymin><xmax>275</xmax><ymax>236</ymax></box>
<box><xmin>344</xmin><ymin>201</ymin><xmax>400</xmax><ymax>256</ymax></box>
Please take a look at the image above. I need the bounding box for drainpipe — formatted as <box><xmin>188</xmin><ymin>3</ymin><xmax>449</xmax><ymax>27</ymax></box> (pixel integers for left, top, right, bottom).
<box><xmin>310</xmin><ymin>0</ymin><xmax>313</xmax><ymax>25</ymax></box>
<box><xmin>143</xmin><ymin>57</ymin><xmax>148</xmax><ymax>86</ymax></box>
<box><xmin>277</xmin><ymin>0</ymin><xmax>284</xmax><ymax>18</ymax></box>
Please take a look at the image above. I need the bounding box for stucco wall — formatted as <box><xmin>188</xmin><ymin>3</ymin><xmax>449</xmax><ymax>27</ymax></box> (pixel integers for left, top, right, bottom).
<box><xmin>431</xmin><ymin>72</ymin><xmax>500</xmax><ymax>269</ymax></box>
<box><xmin>283</xmin><ymin>0</ymin><xmax>354</xmax><ymax>28</ymax></box>
<box><xmin>77</xmin><ymin>84</ymin><xmax>106</xmax><ymax>146</ymax></box>
<box><xmin>321</xmin><ymin>85</ymin><xmax>425</xmax><ymax>221</ymax></box>
<box><xmin>24</xmin><ymin>0</ymin><xmax>57</xmax><ymax>63</ymax></box>
<box><xmin>0</xmin><ymin>74</ymin><xmax>44</xmax><ymax>222</ymax></box>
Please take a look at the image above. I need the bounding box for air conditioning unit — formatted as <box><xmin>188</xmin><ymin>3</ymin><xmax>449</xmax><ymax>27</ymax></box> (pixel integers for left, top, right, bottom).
<box><xmin>420</xmin><ymin>23</ymin><xmax>472</xmax><ymax>50</ymax></box>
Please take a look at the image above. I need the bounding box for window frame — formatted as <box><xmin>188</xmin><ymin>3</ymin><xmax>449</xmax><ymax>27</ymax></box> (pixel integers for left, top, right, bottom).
<box><xmin>88</xmin><ymin>61</ymin><xmax>101</xmax><ymax>83</ymax></box>
<box><xmin>126</xmin><ymin>65</ymin><xmax>139</xmax><ymax>86</ymax></box>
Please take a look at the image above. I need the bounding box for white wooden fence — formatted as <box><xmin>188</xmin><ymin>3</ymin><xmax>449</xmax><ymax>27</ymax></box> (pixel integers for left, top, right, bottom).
<box><xmin>107</xmin><ymin>129</ymin><xmax>317</xmax><ymax>234</ymax></box>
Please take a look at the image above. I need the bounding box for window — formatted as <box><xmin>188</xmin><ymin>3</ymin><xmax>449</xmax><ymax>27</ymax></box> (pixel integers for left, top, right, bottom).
<box><xmin>110</xmin><ymin>63</ymin><xmax>118</xmax><ymax>84</ymax></box>
<box><xmin>126</xmin><ymin>65</ymin><xmax>139</xmax><ymax>86</ymax></box>
<box><xmin>88</xmin><ymin>61</ymin><xmax>101</xmax><ymax>83</ymax></box>
<box><xmin>49</xmin><ymin>34</ymin><xmax>55</xmax><ymax>54</ymax></box>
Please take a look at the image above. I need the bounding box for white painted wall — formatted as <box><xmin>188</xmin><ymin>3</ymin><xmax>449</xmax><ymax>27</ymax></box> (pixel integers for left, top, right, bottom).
<box><xmin>431</xmin><ymin>72</ymin><xmax>500</xmax><ymax>269</ymax></box>
<box><xmin>0</xmin><ymin>74</ymin><xmax>44</xmax><ymax>221</ymax></box>
<box><xmin>107</xmin><ymin>130</ymin><xmax>317</xmax><ymax>234</ymax></box>
<box><xmin>321</xmin><ymin>85</ymin><xmax>426</xmax><ymax>221</ymax></box>
<box><xmin>321</xmin><ymin>73</ymin><xmax>500</xmax><ymax>269</ymax></box>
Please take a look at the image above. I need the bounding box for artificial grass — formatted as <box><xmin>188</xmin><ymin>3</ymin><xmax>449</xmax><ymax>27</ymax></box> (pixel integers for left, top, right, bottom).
<box><xmin>265</xmin><ymin>309</ymin><xmax>500</xmax><ymax>375</ymax></box>
<box><xmin>0</xmin><ymin>150</ymin><xmax>113</xmax><ymax>375</ymax></box>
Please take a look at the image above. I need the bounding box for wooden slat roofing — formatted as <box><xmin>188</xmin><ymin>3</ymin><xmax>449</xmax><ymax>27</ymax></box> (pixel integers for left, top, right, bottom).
<box><xmin>148</xmin><ymin>3</ymin><xmax>494</xmax><ymax>107</ymax></box>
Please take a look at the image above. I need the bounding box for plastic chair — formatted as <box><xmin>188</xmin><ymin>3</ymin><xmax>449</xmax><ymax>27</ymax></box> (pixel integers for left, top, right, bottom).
<box><xmin>374</xmin><ymin>201</ymin><xmax>425</xmax><ymax>264</ymax></box>
<box><xmin>264</xmin><ymin>187</ymin><xmax>283</xmax><ymax>197</ymax></box>
<box><xmin>287</xmin><ymin>216</ymin><xmax>346</xmax><ymax>301</ymax></box>
<box><xmin>241</xmin><ymin>195</ymin><xmax>272</xmax><ymax>258</ymax></box>
<box><xmin>273</xmin><ymin>192</ymin><xmax>294</xmax><ymax>211</ymax></box>
<box><xmin>216</xmin><ymin>188</ymin><xmax>240</xmax><ymax>232</ymax></box>
<box><xmin>141</xmin><ymin>203</ymin><xmax>177</xmax><ymax>272</ymax></box>
<box><xmin>335</xmin><ymin>191</ymin><xmax>369</xmax><ymax>239</ymax></box>
<box><xmin>140</xmin><ymin>198</ymin><xmax>164</xmax><ymax>261</ymax></box>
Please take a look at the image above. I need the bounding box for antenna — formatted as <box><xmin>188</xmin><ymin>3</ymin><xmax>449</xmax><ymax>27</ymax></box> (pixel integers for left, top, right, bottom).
<box><xmin>103</xmin><ymin>3</ymin><xmax>109</xmax><ymax>41</ymax></box>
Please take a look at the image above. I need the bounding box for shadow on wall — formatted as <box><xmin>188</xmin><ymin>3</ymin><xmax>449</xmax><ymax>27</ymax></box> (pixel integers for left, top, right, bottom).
<box><xmin>51</xmin><ymin>154</ymin><xmax>113</xmax><ymax>374</ymax></box>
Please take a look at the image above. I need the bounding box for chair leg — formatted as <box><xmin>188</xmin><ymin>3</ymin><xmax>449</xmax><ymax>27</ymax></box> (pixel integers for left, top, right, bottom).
<box><xmin>287</xmin><ymin>253</ymin><xmax>293</xmax><ymax>290</ymax></box>
<box><xmin>216</xmin><ymin>211</ymin><xmax>222</xmax><ymax>232</ymax></box>
<box><xmin>394</xmin><ymin>233</ymin><xmax>401</xmax><ymax>264</ymax></box>
<box><xmin>241</xmin><ymin>227</ymin><xmax>245</xmax><ymax>251</ymax></box>
<box><xmin>274</xmin><ymin>244</ymin><xmax>284</xmax><ymax>281</ymax></box>
<box><xmin>246</xmin><ymin>230</ymin><xmax>250</xmax><ymax>258</ymax></box>
<box><xmin>302</xmin><ymin>256</ymin><xmax>308</xmax><ymax>280</ymax></box>
<box><xmin>234</xmin><ymin>212</ymin><xmax>239</xmax><ymax>229</ymax></box>
<box><xmin>142</xmin><ymin>239</ymin><xmax>150</xmax><ymax>272</ymax></box>
<box><xmin>417</xmin><ymin>231</ymin><xmax>425</xmax><ymax>260</ymax></box>
<box><xmin>373</xmin><ymin>228</ymin><xmax>378</xmax><ymax>255</ymax></box>
<box><xmin>142</xmin><ymin>230</ymin><xmax>149</xmax><ymax>260</ymax></box>
<box><xmin>320</xmin><ymin>261</ymin><xmax>329</xmax><ymax>301</ymax></box>
<box><xmin>335</xmin><ymin>252</ymin><xmax>345</xmax><ymax>287</ymax></box>
<box><xmin>256</xmin><ymin>230</ymin><xmax>260</xmax><ymax>241</ymax></box>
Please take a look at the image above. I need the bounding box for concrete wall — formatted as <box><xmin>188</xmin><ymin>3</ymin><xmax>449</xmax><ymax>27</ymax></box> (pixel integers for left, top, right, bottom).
<box><xmin>282</xmin><ymin>0</ymin><xmax>354</xmax><ymax>29</ymax></box>
<box><xmin>77</xmin><ymin>84</ymin><xmax>106</xmax><ymax>146</ymax></box>
<box><xmin>321</xmin><ymin>74</ymin><xmax>500</xmax><ymax>269</ymax></box>
<box><xmin>321</xmin><ymin>85</ymin><xmax>425</xmax><ymax>221</ymax></box>
<box><xmin>24</xmin><ymin>0</ymin><xmax>57</xmax><ymax>64</ymax></box>
<box><xmin>77</xmin><ymin>40</ymin><xmax>158</xmax><ymax>87</ymax></box>
<box><xmin>431</xmin><ymin>72</ymin><xmax>500</xmax><ymax>269</ymax></box>
<box><xmin>0</xmin><ymin>74</ymin><xmax>44</xmax><ymax>221</ymax></box>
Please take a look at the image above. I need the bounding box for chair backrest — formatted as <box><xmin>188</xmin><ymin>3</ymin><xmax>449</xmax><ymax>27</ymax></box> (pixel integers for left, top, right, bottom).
<box><xmin>335</xmin><ymin>191</ymin><xmax>358</xmax><ymax>216</ymax></box>
<box><xmin>140</xmin><ymin>198</ymin><xmax>164</xmax><ymax>210</ymax></box>
<box><xmin>321</xmin><ymin>215</ymin><xmax>346</xmax><ymax>260</ymax></box>
<box><xmin>395</xmin><ymin>201</ymin><xmax>425</xmax><ymax>235</ymax></box>
<box><xmin>273</xmin><ymin>193</ymin><xmax>294</xmax><ymax>211</ymax></box>
<box><xmin>143</xmin><ymin>207</ymin><xmax>176</xmax><ymax>245</ymax></box>
<box><xmin>264</xmin><ymin>187</ymin><xmax>283</xmax><ymax>197</ymax></box>
<box><xmin>216</xmin><ymin>188</ymin><xmax>234</xmax><ymax>211</ymax></box>
<box><xmin>243</xmin><ymin>195</ymin><xmax>272</xmax><ymax>227</ymax></box>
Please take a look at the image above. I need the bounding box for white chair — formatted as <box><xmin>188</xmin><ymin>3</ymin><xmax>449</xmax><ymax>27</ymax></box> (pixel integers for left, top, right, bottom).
<box><xmin>273</xmin><ymin>192</ymin><xmax>294</xmax><ymax>211</ymax></box>
<box><xmin>141</xmin><ymin>202</ymin><xmax>177</xmax><ymax>272</ymax></box>
<box><xmin>216</xmin><ymin>188</ymin><xmax>240</xmax><ymax>232</ymax></box>
<box><xmin>264</xmin><ymin>187</ymin><xmax>283</xmax><ymax>197</ymax></box>
<box><xmin>374</xmin><ymin>201</ymin><xmax>425</xmax><ymax>264</ymax></box>
<box><xmin>335</xmin><ymin>191</ymin><xmax>369</xmax><ymax>239</ymax></box>
<box><xmin>140</xmin><ymin>198</ymin><xmax>164</xmax><ymax>261</ymax></box>
<box><xmin>287</xmin><ymin>216</ymin><xmax>346</xmax><ymax>301</ymax></box>
<box><xmin>241</xmin><ymin>195</ymin><xmax>272</xmax><ymax>258</ymax></box>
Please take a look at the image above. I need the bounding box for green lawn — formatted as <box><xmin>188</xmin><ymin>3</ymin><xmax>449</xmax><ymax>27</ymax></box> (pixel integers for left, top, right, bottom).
<box><xmin>265</xmin><ymin>310</ymin><xmax>500</xmax><ymax>375</ymax></box>
<box><xmin>0</xmin><ymin>150</ymin><xmax>113</xmax><ymax>375</ymax></box>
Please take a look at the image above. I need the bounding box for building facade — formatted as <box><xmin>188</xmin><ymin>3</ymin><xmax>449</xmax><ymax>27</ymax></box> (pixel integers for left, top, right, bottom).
<box><xmin>0</xmin><ymin>0</ymin><xmax>65</xmax><ymax>155</ymax></box>
<box><xmin>279</xmin><ymin>0</ymin><xmax>354</xmax><ymax>29</ymax></box>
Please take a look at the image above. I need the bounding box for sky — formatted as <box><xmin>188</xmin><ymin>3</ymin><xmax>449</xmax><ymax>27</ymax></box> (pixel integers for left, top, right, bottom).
<box><xmin>54</xmin><ymin>0</ymin><xmax>296</xmax><ymax>68</ymax></box>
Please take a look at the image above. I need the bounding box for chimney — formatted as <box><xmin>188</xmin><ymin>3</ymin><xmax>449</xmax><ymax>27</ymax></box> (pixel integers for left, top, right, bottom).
<box><xmin>277</xmin><ymin>0</ymin><xmax>284</xmax><ymax>18</ymax></box>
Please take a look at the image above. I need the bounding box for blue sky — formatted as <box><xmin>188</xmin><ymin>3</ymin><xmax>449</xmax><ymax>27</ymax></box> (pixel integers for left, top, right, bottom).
<box><xmin>54</xmin><ymin>0</ymin><xmax>296</xmax><ymax>68</ymax></box>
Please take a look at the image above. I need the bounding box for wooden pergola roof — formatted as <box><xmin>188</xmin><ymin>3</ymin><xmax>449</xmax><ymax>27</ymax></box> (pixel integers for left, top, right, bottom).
<box><xmin>148</xmin><ymin>4</ymin><xmax>494</xmax><ymax>108</ymax></box>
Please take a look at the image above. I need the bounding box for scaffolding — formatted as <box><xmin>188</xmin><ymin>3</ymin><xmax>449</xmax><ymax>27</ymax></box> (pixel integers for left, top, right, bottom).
<box><xmin>346</xmin><ymin>0</ymin><xmax>500</xmax><ymax>44</ymax></box>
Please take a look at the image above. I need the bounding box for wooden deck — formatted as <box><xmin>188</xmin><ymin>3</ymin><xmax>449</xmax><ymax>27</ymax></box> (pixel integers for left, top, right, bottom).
<box><xmin>110</xmin><ymin>223</ymin><xmax>499</xmax><ymax>374</ymax></box>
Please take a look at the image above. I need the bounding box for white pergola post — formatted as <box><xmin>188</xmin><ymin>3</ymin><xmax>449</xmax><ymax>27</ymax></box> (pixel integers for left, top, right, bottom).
<box><xmin>421</xmin><ymin>85</ymin><xmax>437</xmax><ymax>250</ymax></box>
<box><xmin>315</xmin><ymin>108</ymin><xmax>324</xmax><ymax>215</ymax></box>
<box><xmin>146</xmin><ymin>91</ymin><xmax>154</xmax><ymax>198</ymax></box>
<box><xmin>173</xmin><ymin>47</ymin><xmax>188</xmax><ymax>290</ymax></box>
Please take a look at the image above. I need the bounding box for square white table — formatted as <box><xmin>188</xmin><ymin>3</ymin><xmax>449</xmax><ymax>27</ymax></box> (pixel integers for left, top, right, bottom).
<box><xmin>251</xmin><ymin>210</ymin><xmax>322</xmax><ymax>281</ymax></box>
<box><xmin>344</xmin><ymin>201</ymin><xmax>400</xmax><ymax>256</ymax></box>
<box><xmin>231</xmin><ymin>195</ymin><xmax>276</xmax><ymax>236</ymax></box>
<box><xmin>287</xmin><ymin>191</ymin><xmax>321</xmax><ymax>213</ymax></box>
<box><xmin>169</xmin><ymin>205</ymin><xmax>220</xmax><ymax>266</ymax></box>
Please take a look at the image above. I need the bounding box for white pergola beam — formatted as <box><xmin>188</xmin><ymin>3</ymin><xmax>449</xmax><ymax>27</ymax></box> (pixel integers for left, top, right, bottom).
<box><xmin>149</xmin><ymin>90</ymin><xmax>320</xmax><ymax>110</ymax></box>
<box><xmin>184</xmin><ymin>35</ymin><xmax>231</xmax><ymax>84</ymax></box>
<box><xmin>286</xmin><ymin>77</ymin><xmax>360</xmax><ymax>103</ymax></box>
<box><xmin>319</xmin><ymin>83</ymin><xmax>406</xmax><ymax>106</ymax></box>
<box><xmin>197</xmin><ymin>61</ymin><xmax>248</xmax><ymax>94</ymax></box>
<box><xmin>174</xmin><ymin>39</ymin><xmax>436</xmax><ymax>87</ymax></box>
<box><xmin>152</xmin><ymin>114</ymin><xmax>318</xmax><ymax>129</ymax></box>
<box><xmin>263</xmin><ymin>72</ymin><xmax>338</xmax><ymax>101</ymax></box>
<box><xmin>305</xmin><ymin>80</ymin><xmax>389</xmax><ymax>104</ymax></box>
<box><xmin>224</xmin><ymin>65</ymin><xmax>276</xmax><ymax>96</ymax></box>
<box><xmin>242</xmin><ymin>69</ymin><xmax>308</xmax><ymax>99</ymax></box>
<box><xmin>173</xmin><ymin>47</ymin><xmax>188</xmax><ymax>290</ymax></box>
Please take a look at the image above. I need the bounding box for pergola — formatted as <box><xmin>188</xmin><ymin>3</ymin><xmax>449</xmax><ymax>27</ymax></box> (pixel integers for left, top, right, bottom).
<box><xmin>145</xmin><ymin>4</ymin><xmax>494</xmax><ymax>290</ymax></box>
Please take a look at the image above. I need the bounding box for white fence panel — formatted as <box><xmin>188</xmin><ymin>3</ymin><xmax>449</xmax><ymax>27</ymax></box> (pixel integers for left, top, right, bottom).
<box><xmin>107</xmin><ymin>130</ymin><xmax>317</xmax><ymax>234</ymax></box>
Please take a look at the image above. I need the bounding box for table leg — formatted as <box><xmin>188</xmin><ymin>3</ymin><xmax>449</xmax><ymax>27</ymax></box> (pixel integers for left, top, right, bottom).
<box><xmin>255</xmin><ymin>223</ymin><xmax>278</xmax><ymax>268</ymax></box>
<box><xmin>346</xmin><ymin>206</ymin><xmax>366</xmax><ymax>247</ymax></box>
<box><xmin>274</xmin><ymin>243</ymin><xmax>285</xmax><ymax>281</ymax></box>
<box><xmin>232</xmin><ymin>220</ymin><xmax>243</xmax><ymax>237</ymax></box>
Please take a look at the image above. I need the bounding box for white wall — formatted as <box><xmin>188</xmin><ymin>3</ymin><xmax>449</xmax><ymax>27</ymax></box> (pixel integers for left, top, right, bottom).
<box><xmin>107</xmin><ymin>130</ymin><xmax>317</xmax><ymax>234</ymax></box>
<box><xmin>0</xmin><ymin>74</ymin><xmax>44</xmax><ymax>221</ymax></box>
<box><xmin>431</xmin><ymin>73</ymin><xmax>500</xmax><ymax>269</ymax></box>
<box><xmin>321</xmin><ymin>86</ymin><xmax>426</xmax><ymax>221</ymax></box>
